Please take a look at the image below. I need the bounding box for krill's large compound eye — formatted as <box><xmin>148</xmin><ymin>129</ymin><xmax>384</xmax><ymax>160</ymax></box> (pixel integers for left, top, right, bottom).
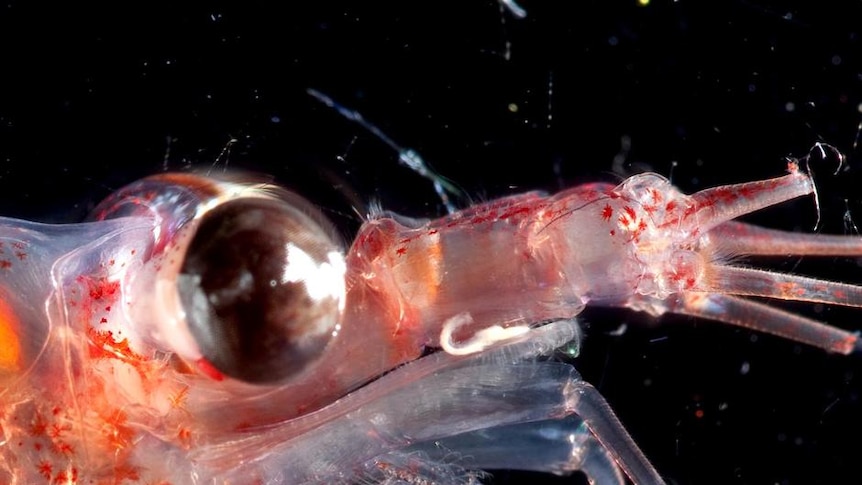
<box><xmin>177</xmin><ymin>196</ymin><xmax>346</xmax><ymax>384</ymax></box>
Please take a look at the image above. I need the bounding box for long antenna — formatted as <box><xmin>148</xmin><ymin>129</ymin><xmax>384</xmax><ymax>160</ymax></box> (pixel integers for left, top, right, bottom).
<box><xmin>307</xmin><ymin>88</ymin><xmax>464</xmax><ymax>214</ymax></box>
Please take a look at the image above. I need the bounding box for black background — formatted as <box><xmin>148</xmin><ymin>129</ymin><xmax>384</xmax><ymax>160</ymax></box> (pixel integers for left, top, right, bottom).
<box><xmin>3</xmin><ymin>1</ymin><xmax>862</xmax><ymax>484</ymax></box>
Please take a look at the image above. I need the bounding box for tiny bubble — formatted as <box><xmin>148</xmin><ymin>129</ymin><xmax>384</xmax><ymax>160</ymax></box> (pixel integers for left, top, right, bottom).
<box><xmin>508</xmin><ymin>103</ymin><xmax>519</xmax><ymax>113</ymax></box>
<box><xmin>740</xmin><ymin>361</ymin><xmax>750</xmax><ymax>375</ymax></box>
<box><xmin>718</xmin><ymin>402</ymin><xmax>729</xmax><ymax>411</ymax></box>
<box><xmin>785</xmin><ymin>101</ymin><xmax>795</xmax><ymax>112</ymax></box>
<box><xmin>832</xmin><ymin>55</ymin><xmax>842</xmax><ymax>66</ymax></box>
<box><xmin>271</xmin><ymin>116</ymin><xmax>281</xmax><ymax>124</ymax></box>
<box><xmin>608</xmin><ymin>36</ymin><xmax>619</xmax><ymax>46</ymax></box>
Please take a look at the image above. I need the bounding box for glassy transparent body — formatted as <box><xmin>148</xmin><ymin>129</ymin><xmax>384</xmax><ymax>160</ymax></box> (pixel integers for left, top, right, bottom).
<box><xmin>1</xmin><ymin>154</ymin><xmax>861</xmax><ymax>484</ymax></box>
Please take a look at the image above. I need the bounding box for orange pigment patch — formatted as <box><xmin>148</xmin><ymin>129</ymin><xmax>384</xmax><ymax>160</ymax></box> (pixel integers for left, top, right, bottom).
<box><xmin>87</xmin><ymin>327</ymin><xmax>142</xmax><ymax>362</ymax></box>
<box><xmin>0</xmin><ymin>297</ymin><xmax>21</xmax><ymax>372</ymax></box>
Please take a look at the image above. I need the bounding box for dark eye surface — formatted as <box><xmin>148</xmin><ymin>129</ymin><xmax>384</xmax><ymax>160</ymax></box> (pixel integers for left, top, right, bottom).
<box><xmin>178</xmin><ymin>196</ymin><xmax>345</xmax><ymax>383</ymax></box>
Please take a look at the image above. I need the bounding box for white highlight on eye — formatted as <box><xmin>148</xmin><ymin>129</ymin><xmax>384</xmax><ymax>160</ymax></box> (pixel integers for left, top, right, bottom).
<box><xmin>281</xmin><ymin>243</ymin><xmax>347</xmax><ymax>309</ymax></box>
<box><xmin>440</xmin><ymin>313</ymin><xmax>530</xmax><ymax>356</ymax></box>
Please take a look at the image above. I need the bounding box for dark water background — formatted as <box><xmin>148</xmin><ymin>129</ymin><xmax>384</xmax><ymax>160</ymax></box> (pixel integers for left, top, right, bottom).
<box><xmin>2</xmin><ymin>2</ymin><xmax>862</xmax><ymax>483</ymax></box>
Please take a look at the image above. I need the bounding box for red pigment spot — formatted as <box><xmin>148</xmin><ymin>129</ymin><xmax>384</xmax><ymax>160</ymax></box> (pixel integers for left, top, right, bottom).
<box><xmin>15</xmin><ymin>251</ymin><xmax>26</xmax><ymax>260</ymax></box>
<box><xmin>0</xmin><ymin>260</ymin><xmax>11</xmax><ymax>269</ymax></box>
<box><xmin>714</xmin><ymin>187</ymin><xmax>734</xmax><ymax>202</ymax></box>
<box><xmin>54</xmin><ymin>441</ymin><xmax>74</xmax><ymax>455</ymax></box>
<box><xmin>87</xmin><ymin>278</ymin><xmax>120</xmax><ymax>300</ymax></box>
<box><xmin>37</xmin><ymin>461</ymin><xmax>52</xmax><ymax>479</ymax></box>
<box><xmin>105</xmin><ymin>305</ymin><xmax>112</xmax><ymax>312</ymax></box>
<box><xmin>428</xmin><ymin>229</ymin><xmax>438</xmax><ymax>235</ymax></box>
<box><xmin>395</xmin><ymin>247</ymin><xmax>407</xmax><ymax>256</ymax></box>
<box><xmin>103</xmin><ymin>409</ymin><xmax>135</xmax><ymax>450</ymax></box>
<box><xmin>196</xmin><ymin>358</ymin><xmax>225</xmax><ymax>381</ymax></box>
<box><xmin>178</xmin><ymin>427</ymin><xmax>192</xmax><ymax>447</ymax></box>
<box><xmin>601</xmin><ymin>204</ymin><xmax>613</xmax><ymax>221</ymax></box>
<box><xmin>30</xmin><ymin>413</ymin><xmax>47</xmax><ymax>436</ymax></box>
<box><xmin>130</xmin><ymin>249</ymin><xmax>136</xmax><ymax>255</ymax></box>
<box><xmin>100</xmin><ymin>317</ymin><xmax>108</xmax><ymax>324</ymax></box>
<box><xmin>49</xmin><ymin>423</ymin><xmax>70</xmax><ymax>438</ymax></box>
<box><xmin>499</xmin><ymin>205</ymin><xmax>534</xmax><ymax>220</ymax></box>
<box><xmin>53</xmin><ymin>467</ymin><xmax>79</xmax><ymax>483</ymax></box>
<box><xmin>695</xmin><ymin>409</ymin><xmax>704</xmax><ymax>419</ymax></box>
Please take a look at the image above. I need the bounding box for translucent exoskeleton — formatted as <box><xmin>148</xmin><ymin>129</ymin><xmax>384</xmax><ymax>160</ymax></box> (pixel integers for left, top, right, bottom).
<box><xmin>2</xmin><ymin>147</ymin><xmax>862</xmax><ymax>484</ymax></box>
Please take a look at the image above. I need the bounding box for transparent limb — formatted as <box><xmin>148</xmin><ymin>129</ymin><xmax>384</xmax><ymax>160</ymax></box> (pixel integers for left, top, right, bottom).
<box><xmin>667</xmin><ymin>292</ymin><xmax>859</xmax><ymax>354</ymax></box>
<box><xmin>188</xmin><ymin>319</ymin><xmax>663</xmax><ymax>484</ymax></box>
<box><xmin>407</xmin><ymin>416</ymin><xmax>626</xmax><ymax>485</ymax></box>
